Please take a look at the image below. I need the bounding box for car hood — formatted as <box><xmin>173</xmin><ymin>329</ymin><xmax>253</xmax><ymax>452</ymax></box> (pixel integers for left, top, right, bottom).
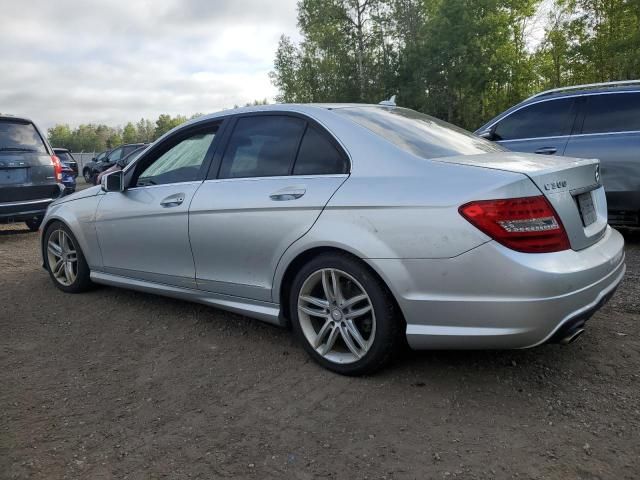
<box><xmin>51</xmin><ymin>185</ymin><xmax>101</xmax><ymax>205</ymax></box>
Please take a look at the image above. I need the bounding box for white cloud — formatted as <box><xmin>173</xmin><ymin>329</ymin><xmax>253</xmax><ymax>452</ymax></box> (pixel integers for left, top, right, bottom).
<box><xmin>0</xmin><ymin>0</ymin><xmax>300</xmax><ymax>130</ymax></box>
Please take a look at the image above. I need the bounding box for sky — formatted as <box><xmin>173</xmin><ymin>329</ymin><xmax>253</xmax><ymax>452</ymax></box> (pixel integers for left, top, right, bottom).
<box><xmin>0</xmin><ymin>0</ymin><xmax>300</xmax><ymax>130</ymax></box>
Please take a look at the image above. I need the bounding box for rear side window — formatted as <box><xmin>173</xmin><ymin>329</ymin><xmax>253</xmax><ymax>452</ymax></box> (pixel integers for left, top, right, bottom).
<box><xmin>108</xmin><ymin>148</ymin><xmax>123</xmax><ymax>162</ymax></box>
<box><xmin>581</xmin><ymin>93</ymin><xmax>640</xmax><ymax>134</ymax></box>
<box><xmin>335</xmin><ymin>107</ymin><xmax>504</xmax><ymax>160</ymax></box>
<box><xmin>494</xmin><ymin>98</ymin><xmax>576</xmax><ymax>140</ymax></box>
<box><xmin>293</xmin><ymin>126</ymin><xmax>348</xmax><ymax>175</ymax></box>
<box><xmin>0</xmin><ymin>120</ymin><xmax>47</xmax><ymax>153</ymax></box>
<box><xmin>219</xmin><ymin>116</ymin><xmax>306</xmax><ymax>179</ymax></box>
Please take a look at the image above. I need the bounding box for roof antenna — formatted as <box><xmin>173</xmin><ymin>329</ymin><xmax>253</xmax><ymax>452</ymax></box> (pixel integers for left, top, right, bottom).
<box><xmin>378</xmin><ymin>95</ymin><xmax>397</xmax><ymax>107</ymax></box>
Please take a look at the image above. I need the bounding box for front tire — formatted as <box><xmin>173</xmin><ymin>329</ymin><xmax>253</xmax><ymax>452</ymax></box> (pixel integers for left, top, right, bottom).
<box><xmin>44</xmin><ymin>221</ymin><xmax>93</xmax><ymax>293</ymax></box>
<box><xmin>83</xmin><ymin>168</ymin><xmax>92</xmax><ymax>183</ymax></box>
<box><xmin>290</xmin><ymin>253</ymin><xmax>402</xmax><ymax>375</ymax></box>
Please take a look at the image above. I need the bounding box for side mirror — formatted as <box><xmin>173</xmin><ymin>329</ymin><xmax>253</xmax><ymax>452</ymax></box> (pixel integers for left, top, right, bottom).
<box><xmin>101</xmin><ymin>170</ymin><xmax>124</xmax><ymax>193</ymax></box>
<box><xmin>478</xmin><ymin>124</ymin><xmax>497</xmax><ymax>141</ymax></box>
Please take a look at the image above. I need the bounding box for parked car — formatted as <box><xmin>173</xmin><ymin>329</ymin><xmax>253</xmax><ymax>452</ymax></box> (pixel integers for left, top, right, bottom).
<box><xmin>82</xmin><ymin>143</ymin><xmax>147</xmax><ymax>184</ymax></box>
<box><xmin>53</xmin><ymin>148</ymin><xmax>79</xmax><ymax>177</ymax></box>
<box><xmin>40</xmin><ymin>103</ymin><xmax>625</xmax><ymax>375</ymax></box>
<box><xmin>0</xmin><ymin>115</ymin><xmax>65</xmax><ymax>230</ymax></box>
<box><xmin>95</xmin><ymin>145</ymin><xmax>147</xmax><ymax>185</ymax></box>
<box><xmin>476</xmin><ymin>80</ymin><xmax>640</xmax><ymax>226</ymax></box>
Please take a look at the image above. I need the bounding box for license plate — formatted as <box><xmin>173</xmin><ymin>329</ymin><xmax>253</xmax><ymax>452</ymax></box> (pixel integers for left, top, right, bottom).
<box><xmin>0</xmin><ymin>168</ymin><xmax>27</xmax><ymax>185</ymax></box>
<box><xmin>577</xmin><ymin>192</ymin><xmax>597</xmax><ymax>227</ymax></box>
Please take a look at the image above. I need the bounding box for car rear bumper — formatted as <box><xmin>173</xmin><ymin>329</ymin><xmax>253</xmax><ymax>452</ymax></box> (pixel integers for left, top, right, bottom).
<box><xmin>0</xmin><ymin>185</ymin><xmax>64</xmax><ymax>222</ymax></box>
<box><xmin>366</xmin><ymin>226</ymin><xmax>626</xmax><ymax>350</ymax></box>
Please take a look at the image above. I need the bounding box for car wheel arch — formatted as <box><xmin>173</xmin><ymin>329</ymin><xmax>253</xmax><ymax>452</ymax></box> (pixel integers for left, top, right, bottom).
<box><xmin>276</xmin><ymin>245</ymin><xmax>406</xmax><ymax>330</ymax></box>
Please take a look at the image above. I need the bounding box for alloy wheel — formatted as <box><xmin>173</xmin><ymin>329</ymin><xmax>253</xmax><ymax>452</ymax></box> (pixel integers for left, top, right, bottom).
<box><xmin>297</xmin><ymin>268</ymin><xmax>376</xmax><ymax>364</ymax></box>
<box><xmin>47</xmin><ymin>229</ymin><xmax>78</xmax><ymax>286</ymax></box>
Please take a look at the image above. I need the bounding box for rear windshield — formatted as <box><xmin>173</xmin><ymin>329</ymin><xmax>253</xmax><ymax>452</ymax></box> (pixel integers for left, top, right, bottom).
<box><xmin>55</xmin><ymin>151</ymin><xmax>73</xmax><ymax>162</ymax></box>
<box><xmin>334</xmin><ymin>107</ymin><xmax>505</xmax><ymax>159</ymax></box>
<box><xmin>0</xmin><ymin>120</ymin><xmax>47</xmax><ymax>153</ymax></box>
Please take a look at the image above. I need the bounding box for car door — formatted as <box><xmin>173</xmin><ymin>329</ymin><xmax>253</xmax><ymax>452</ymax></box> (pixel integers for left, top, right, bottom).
<box><xmin>189</xmin><ymin>113</ymin><xmax>349</xmax><ymax>302</ymax></box>
<box><xmin>491</xmin><ymin>97</ymin><xmax>578</xmax><ymax>156</ymax></box>
<box><xmin>94</xmin><ymin>121</ymin><xmax>223</xmax><ymax>288</ymax></box>
<box><xmin>564</xmin><ymin>91</ymin><xmax>640</xmax><ymax>215</ymax></box>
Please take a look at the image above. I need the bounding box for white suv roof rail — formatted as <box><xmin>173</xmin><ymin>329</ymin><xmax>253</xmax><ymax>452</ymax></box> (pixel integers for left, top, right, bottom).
<box><xmin>528</xmin><ymin>79</ymin><xmax>640</xmax><ymax>101</ymax></box>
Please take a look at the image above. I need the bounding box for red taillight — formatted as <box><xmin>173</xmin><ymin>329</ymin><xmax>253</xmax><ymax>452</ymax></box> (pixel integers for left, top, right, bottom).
<box><xmin>459</xmin><ymin>195</ymin><xmax>570</xmax><ymax>253</ymax></box>
<box><xmin>51</xmin><ymin>155</ymin><xmax>63</xmax><ymax>182</ymax></box>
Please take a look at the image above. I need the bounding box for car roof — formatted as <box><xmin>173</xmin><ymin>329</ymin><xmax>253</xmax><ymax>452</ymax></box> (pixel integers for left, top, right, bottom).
<box><xmin>519</xmin><ymin>85</ymin><xmax>640</xmax><ymax>106</ymax></box>
<box><xmin>0</xmin><ymin>114</ymin><xmax>35</xmax><ymax>124</ymax></box>
<box><xmin>189</xmin><ymin>103</ymin><xmax>384</xmax><ymax>123</ymax></box>
<box><xmin>53</xmin><ymin>147</ymin><xmax>70</xmax><ymax>152</ymax></box>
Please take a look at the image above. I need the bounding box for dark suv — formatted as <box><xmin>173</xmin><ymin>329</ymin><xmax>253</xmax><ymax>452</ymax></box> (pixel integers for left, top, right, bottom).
<box><xmin>476</xmin><ymin>80</ymin><xmax>640</xmax><ymax>226</ymax></box>
<box><xmin>0</xmin><ymin>115</ymin><xmax>65</xmax><ymax>230</ymax></box>
<box><xmin>82</xmin><ymin>143</ymin><xmax>147</xmax><ymax>184</ymax></box>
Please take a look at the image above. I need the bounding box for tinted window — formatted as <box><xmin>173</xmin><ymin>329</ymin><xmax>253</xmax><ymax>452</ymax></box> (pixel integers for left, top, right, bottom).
<box><xmin>219</xmin><ymin>116</ymin><xmax>305</xmax><ymax>179</ymax></box>
<box><xmin>107</xmin><ymin>148</ymin><xmax>123</xmax><ymax>162</ymax></box>
<box><xmin>55</xmin><ymin>152</ymin><xmax>73</xmax><ymax>162</ymax></box>
<box><xmin>0</xmin><ymin>120</ymin><xmax>47</xmax><ymax>153</ymax></box>
<box><xmin>137</xmin><ymin>129</ymin><xmax>216</xmax><ymax>186</ymax></box>
<box><xmin>494</xmin><ymin>98</ymin><xmax>575</xmax><ymax>140</ymax></box>
<box><xmin>582</xmin><ymin>93</ymin><xmax>640</xmax><ymax>134</ymax></box>
<box><xmin>334</xmin><ymin>107</ymin><xmax>504</xmax><ymax>160</ymax></box>
<box><xmin>293</xmin><ymin>126</ymin><xmax>348</xmax><ymax>175</ymax></box>
<box><xmin>118</xmin><ymin>147</ymin><xmax>145</xmax><ymax>168</ymax></box>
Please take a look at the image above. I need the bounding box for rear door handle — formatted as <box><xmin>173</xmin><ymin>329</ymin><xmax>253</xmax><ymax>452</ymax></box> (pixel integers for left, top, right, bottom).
<box><xmin>269</xmin><ymin>186</ymin><xmax>306</xmax><ymax>201</ymax></box>
<box><xmin>160</xmin><ymin>193</ymin><xmax>185</xmax><ymax>207</ymax></box>
<box><xmin>534</xmin><ymin>147</ymin><xmax>558</xmax><ymax>155</ymax></box>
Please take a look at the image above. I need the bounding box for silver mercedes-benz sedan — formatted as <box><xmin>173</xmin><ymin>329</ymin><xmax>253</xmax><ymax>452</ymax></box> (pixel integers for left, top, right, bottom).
<box><xmin>40</xmin><ymin>104</ymin><xmax>625</xmax><ymax>375</ymax></box>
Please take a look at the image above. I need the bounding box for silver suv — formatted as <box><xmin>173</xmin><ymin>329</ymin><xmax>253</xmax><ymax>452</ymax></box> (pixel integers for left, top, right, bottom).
<box><xmin>0</xmin><ymin>115</ymin><xmax>64</xmax><ymax>230</ymax></box>
<box><xmin>476</xmin><ymin>80</ymin><xmax>640</xmax><ymax>226</ymax></box>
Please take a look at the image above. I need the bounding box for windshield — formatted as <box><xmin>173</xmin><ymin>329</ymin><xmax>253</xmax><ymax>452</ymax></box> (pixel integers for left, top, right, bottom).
<box><xmin>334</xmin><ymin>106</ymin><xmax>505</xmax><ymax>159</ymax></box>
<box><xmin>0</xmin><ymin>120</ymin><xmax>47</xmax><ymax>153</ymax></box>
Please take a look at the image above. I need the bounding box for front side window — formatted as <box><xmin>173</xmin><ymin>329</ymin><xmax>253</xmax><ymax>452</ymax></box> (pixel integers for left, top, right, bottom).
<box><xmin>293</xmin><ymin>126</ymin><xmax>348</xmax><ymax>175</ymax></box>
<box><xmin>0</xmin><ymin>120</ymin><xmax>47</xmax><ymax>153</ymax></box>
<box><xmin>494</xmin><ymin>98</ymin><xmax>576</xmax><ymax>141</ymax></box>
<box><xmin>581</xmin><ymin>92</ymin><xmax>640</xmax><ymax>134</ymax></box>
<box><xmin>334</xmin><ymin>107</ymin><xmax>504</xmax><ymax>160</ymax></box>
<box><xmin>136</xmin><ymin>129</ymin><xmax>216</xmax><ymax>186</ymax></box>
<box><xmin>218</xmin><ymin>116</ymin><xmax>306</xmax><ymax>179</ymax></box>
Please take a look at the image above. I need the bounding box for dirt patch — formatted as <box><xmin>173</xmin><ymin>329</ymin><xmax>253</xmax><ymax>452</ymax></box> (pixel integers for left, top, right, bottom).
<box><xmin>1</xmin><ymin>224</ymin><xmax>639</xmax><ymax>479</ymax></box>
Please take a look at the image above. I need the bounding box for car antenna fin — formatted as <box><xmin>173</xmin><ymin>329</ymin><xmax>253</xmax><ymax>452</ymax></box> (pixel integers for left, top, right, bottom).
<box><xmin>378</xmin><ymin>95</ymin><xmax>397</xmax><ymax>107</ymax></box>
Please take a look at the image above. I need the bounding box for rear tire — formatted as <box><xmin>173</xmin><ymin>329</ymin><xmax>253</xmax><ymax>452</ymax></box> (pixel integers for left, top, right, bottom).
<box><xmin>83</xmin><ymin>169</ymin><xmax>92</xmax><ymax>183</ymax></box>
<box><xmin>289</xmin><ymin>252</ymin><xmax>403</xmax><ymax>376</ymax></box>
<box><xmin>44</xmin><ymin>221</ymin><xmax>93</xmax><ymax>293</ymax></box>
<box><xmin>25</xmin><ymin>217</ymin><xmax>43</xmax><ymax>231</ymax></box>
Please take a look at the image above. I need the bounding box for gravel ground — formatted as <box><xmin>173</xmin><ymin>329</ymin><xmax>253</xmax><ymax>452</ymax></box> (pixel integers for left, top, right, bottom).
<box><xmin>0</xmin><ymin>222</ymin><xmax>638</xmax><ymax>480</ymax></box>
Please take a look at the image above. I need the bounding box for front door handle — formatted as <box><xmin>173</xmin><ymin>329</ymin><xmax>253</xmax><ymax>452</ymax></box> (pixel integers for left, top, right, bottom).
<box><xmin>160</xmin><ymin>193</ymin><xmax>185</xmax><ymax>207</ymax></box>
<box><xmin>270</xmin><ymin>186</ymin><xmax>306</xmax><ymax>201</ymax></box>
<box><xmin>534</xmin><ymin>147</ymin><xmax>558</xmax><ymax>155</ymax></box>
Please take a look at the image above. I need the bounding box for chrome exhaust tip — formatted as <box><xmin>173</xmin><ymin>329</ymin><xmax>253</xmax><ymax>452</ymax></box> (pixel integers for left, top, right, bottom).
<box><xmin>560</xmin><ymin>328</ymin><xmax>585</xmax><ymax>345</ymax></box>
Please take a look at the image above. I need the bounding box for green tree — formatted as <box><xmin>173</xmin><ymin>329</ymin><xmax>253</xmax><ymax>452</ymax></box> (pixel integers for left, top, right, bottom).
<box><xmin>122</xmin><ymin>122</ymin><xmax>137</xmax><ymax>144</ymax></box>
<box><xmin>154</xmin><ymin>114</ymin><xmax>188</xmax><ymax>139</ymax></box>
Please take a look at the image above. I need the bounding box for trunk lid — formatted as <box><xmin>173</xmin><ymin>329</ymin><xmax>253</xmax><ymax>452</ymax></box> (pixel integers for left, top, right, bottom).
<box><xmin>435</xmin><ymin>152</ymin><xmax>607</xmax><ymax>250</ymax></box>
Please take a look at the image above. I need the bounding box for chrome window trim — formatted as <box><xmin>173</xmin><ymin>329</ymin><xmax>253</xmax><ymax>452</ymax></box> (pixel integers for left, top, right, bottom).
<box><xmin>125</xmin><ymin>180</ymin><xmax>204</xmax><ymax>191</ymax></box>
<box><xmin>498</xmin><ymin>129</ymin><xmax>640</xmax><ymax>144</ymax></box>
<box><xmin>486</xmin><ymin>89</ymin><xmax>640</xmax><ymax>132</ymax></box>
<box><xmin>202</xmin><ymin>173</ymin><xmax>349</xmax><ymax>184</ymax></box>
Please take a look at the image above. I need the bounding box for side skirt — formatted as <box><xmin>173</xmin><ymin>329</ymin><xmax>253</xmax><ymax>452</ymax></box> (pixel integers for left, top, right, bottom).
<box><xmin>90</xmin><ymin>271</ymin><xmax>283</xmax><ymax>326</ymax></box>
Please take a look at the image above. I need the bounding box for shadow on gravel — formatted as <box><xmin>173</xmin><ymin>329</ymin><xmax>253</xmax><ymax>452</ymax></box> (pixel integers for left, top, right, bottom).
<box><xmin>0</xmin><ymin>226</ymin><xmax>34</xmax><ymax>236</ymax></box>
<box><xmin>619</xmin><ymin>227</ymin><xmax>640</xmax><ymax>243</ymax></box>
